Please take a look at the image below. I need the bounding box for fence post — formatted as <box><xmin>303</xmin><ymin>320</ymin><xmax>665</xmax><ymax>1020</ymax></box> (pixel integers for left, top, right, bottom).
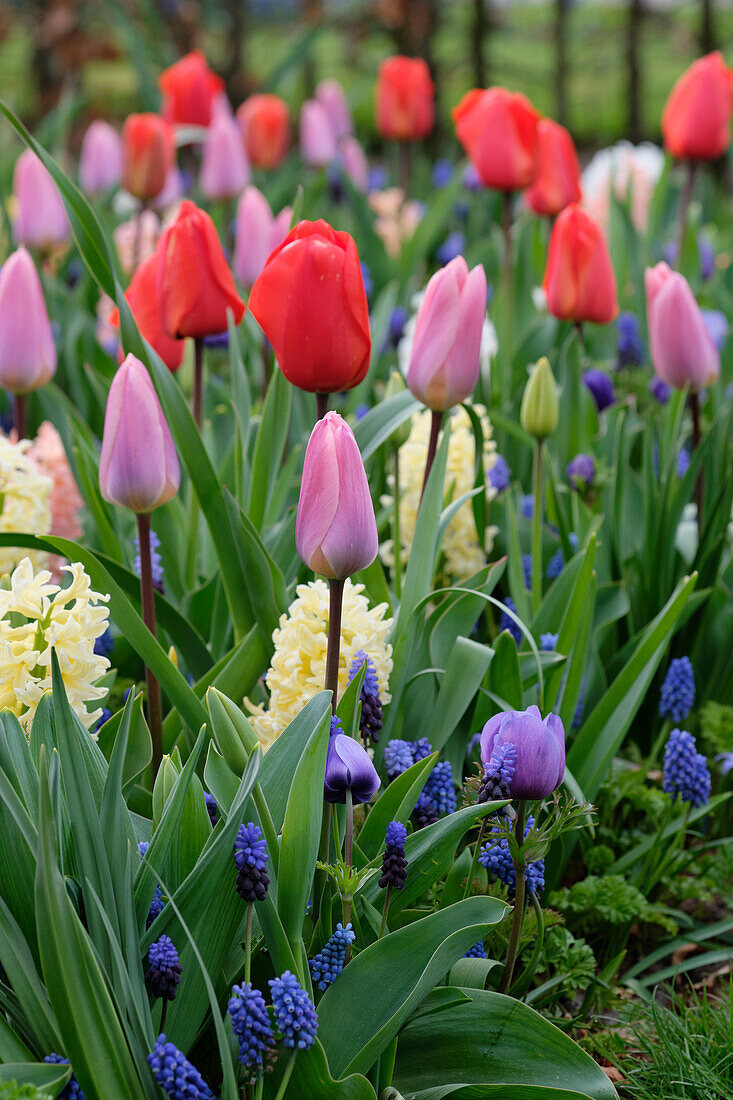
<box><xmin>555</xmin><ymin>0</ymin><xmax>568</xmax><ymax>125</ymax></box>
<box><xmin>627</xmin><ymin>0</ymin><xmax>643</xmax><ymax>142</ymax></box>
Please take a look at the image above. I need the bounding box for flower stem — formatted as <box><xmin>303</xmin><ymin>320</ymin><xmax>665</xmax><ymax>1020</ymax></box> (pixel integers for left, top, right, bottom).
<box><xmin>244</xmin><ymin>901</ymin><xmax>253</xmax><ymax>985</ymax></box>
<box><xmin>531</xmin><ymin>440</ymin><xmax>544</xmax><ymax>614</ymax></box>
<box><xmin>136</xmin><ymin>512</ymin><xmax>163</xmax><ymax>778</ymax></box>
<box><xmin>676</xmin><ymin>161</ymin><xmax>697</xmax><ymax>268</ymax></box>
<box><xmin>316</xmin><ymin>392</ymin><xmax>329</xmax><ymax>421</ymax></box>
<box><xmin>160</xmin><ymin>998</ymin><xmax>168</xmax><ymax>1036</ymax></box>
<box><xmin>498</xmin><ymin>801</ymin><xmax>527</xmax><ymax>995</ymax></box>
<box><xmin>507</xmin><ymin>889</ymin><xmax>545</xmax><ymax>998</ymax></box>
<box><xmin>193</xmin><ymin>337</ymin><xmax>205</xmax><ymax>428</ymax></box>
<box><xmin>325</xmin><ymin>579</ymin><xmax>345</xmax><ymax>713</ymax></box>
<box><xmin>500</xmin><ymin>190</ymin><xmax>514</xmax><ymax>410</ymax></box>
<box><xmin>419</xmin><ymin>409</ymin><xmax>443</xmax><ymax>504</ymax></box>
<box><xmin>273</xmin><ymin>1050</ymin><xmax>297</xmax><ymax>1100</ymax></box>
<box><xmin>13</xmin><ymin>394</ymin><xmax>26</xmax><ymax>440</ymax></box>
<box><xmin>688</xmin><ymin>389</ymin><xmax>704</xmax><ymax>541</ymax></box>
<box><xmin>132</xmin><ymin>202</ymin><xmax>146</xmax><ymax>271</ymax></box>
<box><xmin>392</xmin><ymin>448</ymin><xmax>402</xmax><ymax>598</ymax></box>
<box><xmin>462</xmin><ymin>817</ymin><xmax>487</xmax><ymax>901</ymax></box>
<box><xmin>378</xmin><ymin>884</ymin><xmax>393</xmax><ymax>939</ymax></box>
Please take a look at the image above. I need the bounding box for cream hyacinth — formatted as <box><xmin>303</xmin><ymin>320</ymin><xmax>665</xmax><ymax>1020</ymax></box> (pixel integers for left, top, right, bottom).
<box><xmin>0</xmin><ymin>434</ymin><xmax>53</xmax><ymax>574</ymax></box>
<box><xmin>247</xmin><ymin>578</ymin><xmax>393</xmax><ymax>750</ymax></box>
<box><xmin>0</xmin><ymin>558</ymin><xmax>111</xmax><ymax>734</ymax></box>
<box><xmin>382</xmin><ymin>405</ymin><xmax>498</xmax><ymax>581</ymax></box>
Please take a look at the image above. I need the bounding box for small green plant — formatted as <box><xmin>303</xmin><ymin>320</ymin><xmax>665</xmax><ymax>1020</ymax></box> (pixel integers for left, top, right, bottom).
<box><xmin>0</xmin><ymin>1084</ymin><xmax>52</xmax><ymax>1100</ymax></box>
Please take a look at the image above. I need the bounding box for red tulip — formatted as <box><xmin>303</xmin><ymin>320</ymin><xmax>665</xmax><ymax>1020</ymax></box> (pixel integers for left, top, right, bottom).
<box><xmin>375</xmin><ymin>56</ymin><xmax>434</xmax><ymax>141</ymax></box>
<box><xmin>542</xmin><ymin>203</ymin><xmax>618</xmax><ymax>324</ymax></box>
<box><xmin>157</xmin><ymin>200</ymin><xmax>245</xmax><ymax>339</ymax></box>
<box><xmin>110</xmin><ymin>254</ymin><xmax>184</xmax><ymax>372</ymax></box>
<box><xmin>525</xmin><ymin>119</ymin><xmax>581</xmax><ymax>218</ymax></box>
<box><xmin>452</xmin><ymin>87</ymin><xmax>539</xmax><ymax>191</ymax></box>
<box><xmin>122</xmin><ymin>114</ymin><xmax>175</xmax><ymax>201</ymax></box>
<box><xmin>248</xmin><ymin>219</ymin><xmax>371</xmax><ymax>394</ymax></box>
<box><xmin>662</xmin><ymin>51</ymin><xmax>733</xmax><ymax>161</ymax></box>
<box><xmin>159</xmin><ymin>50</ymin><xmax>224</xmax><ymax>128</ymax></box>
<box><xmin>236</xmin><ymin>95</ymin><xmax>290</xmax><ymax>170</ymax></box>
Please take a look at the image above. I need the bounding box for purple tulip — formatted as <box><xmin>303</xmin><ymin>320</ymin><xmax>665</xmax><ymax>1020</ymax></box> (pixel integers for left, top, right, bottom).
<box><xmin>583</xmin><ymin>368</ymin><xmax>615</xmax><ymax>412</ymax></box>
<box><xmin>480</xmin><ymin>705</ymin><xmax>565</xmax><ymax>800</ymax></box>
<box><xmin>566</xmin><ymin>453</ymin><xmax>595</xmax><ymax>490</ymax></box>
<box><xmin>300</xmin><ymin>99</ymin><xmax>338</xmax><ymax>168</ymax></box>
<box><xmin>0</xmin><ymin>247</ymin><xmax>56</xmax><ymax>394</ymax></box>
<box><xmin>406</xmin><ymin>256</ymin><xmax>487</xmax><ymax>412</ymax></box>
<box><xmin>324</xmin><ymin>732</ymin><xmax>380</xmax><ymax>804</ymax></box>
<box><xmin>79</xmin><ymin>120</ymin><xmax>124</xmax><ymax>194</ymax></box>
<box><xmin>232</xmin><ymin>186</ymin><xmax>292</xmax><ymax>289</ymax></box>
<box><xmin>99</xmin><ymin>353</ymin><xmax>180</xmax><ymax>513</ymax></box>
<box><xmin>13</xmin><ymin>150</ymin><xmax>69</xmax><ymax>250</ymax></box>
<box><xmin>200</xmin><ymin>112</ymin><xmax>250</xmax><ymax>201</ymax></box>
<box><xmin>645</xmin><ymin>262</ymin><xmax>719</xmax><ymax>390</ymax></box>
<box><xmin>315</xmin><ymin>79</ymin><xmax>353</xmax><ymax>141</ymax></box>
<box><xmin>296</xmin><ymin>411</ymin><xmax>378</xmax><ymax>580</ymax></box>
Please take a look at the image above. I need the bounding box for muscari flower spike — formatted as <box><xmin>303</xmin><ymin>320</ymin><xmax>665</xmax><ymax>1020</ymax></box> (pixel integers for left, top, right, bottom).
<box><xmin>463</xmin><ymin>940</ymin><xmax>487</xmax><ymax>959</ymax></box>
<box><xmin>379</xmin><ymin>820</ymin><xmax>408</xmax><ymax>890</ymax></box>
<box><xmin>616</xmin><ymin>311</ymin><xmax>644</xmax><ymax>367</ymax></box>
<box><xmin>134</xmin><ymin>527</ymin><xmax>164</xmax><ymax>592</ymax></box>
<box><xmin>148</xmin><ymin>1035</ymin><xmax>216</xmax><ymax>1100</ymax></box>
<box><xmin>479</xmin><ymin>815</ymin><xmax>545</xmax><ymax>896</ymax></box>
<box><xmin>522</xmin><ymin>553</ymin><xmax>532</xmax><ymax>591</ymax></box>
<box><xmin>663</xmin><ymin>728</ymin><xmax>711</xmax><ymax>809</ymax></box>
<box><xmin>423</xmin><ymin>760</ymin><xmax>457</xmax><ymax>814</ymax></box>
<box><xmin>234</xmin><ymin>822</ymin><xmax>270</xmax><ymax>902</ymax></box>
<box><xmin>499</xmin><ymin>597</ymin><xmax>522</xmax><ymax>646</ymax></box>
<box><xmin>411</xmin><ymin>790</ymin><xmax>439</xmax><ymax>830</ymax></box>
<box><xmin>138</xmin><ymin>840</ymin><xmax>165</xmax><ymax>929</ymax></box>
<box><xmin>659</xmin><ymin>656</ymin><xmax>696</xmax><ymax>724</ymax></box>
<box><xmin>384</xmin><ymin>738</ymin><xmax>414</xmax><ymax>780</ymax></box>
<box><xmin>269</xmin><ymin>971</ymin><xmax>318</xmax><ymax>1050</ymax></box>
<box><xmin>488</xmin><ymin>454</ymin><xmax>510</xmax><ymax>493</ymax></box>
<box><xmin>348</xmin><ymin>649</ymin><xmax>384</xmax><ymax>745</ymax></box>
<box><xmin>204</xmin><ymin>792</ymin><xmax>218</xmax><ymax>828</ymax></box>
<box><xmin>540</xmin><ymin>632</ymin><xmax>558</xmax><ymax>652</ymax></box>
<box><xmin>228</xmin><ymin>982</ymin><xmax>275</xmax><ymax>1082</ymax></box>
<box><xmin>547</xmin><ymin>533</ymin><xmax>578</xmax><ymax>580</ymax></box>
<box><xmin>44</xmin><ymin>1054</ymin><xmax>85</xmax><ymax>1100</ymax></box>
<box><xmin>146</xmin><ymin>935</ymin><xmax>182</xmax><ymax>1001</ymax></box>
<box><xmin>477</xmin><ymin>742</ymin><xmax>517</xmax><ymax>805</ymax></box>
<box><xmin>309</xmin><ymin>923</ymin><xmax>356</xmax><ymax>991</ymax></box>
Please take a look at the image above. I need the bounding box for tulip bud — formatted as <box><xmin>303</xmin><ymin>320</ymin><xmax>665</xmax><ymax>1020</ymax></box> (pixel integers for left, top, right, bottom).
<box><xmin>376</xmin><ymin>56</ymin><xmax>435</xmax><ymax>141</ymax></box>
<box><xmin>315</xmin><ymin>79</ymin><xmax>353</xmax><ymax>141</ymax></box>
<box><xmin>0</xmin><ymin>247</ymin><xmax>57</xmax><ymax>394</ymax></box>
<box><xmin>524</xmin><ymin>119</ymin><xmax>581</xmax><ymax>218</ymax></box>
<box><xmin>79</xmin><ymin>120</ymin><xmax>124</xmax><ymax>194</ymax></box>
<box><xmin>157</xmin><ymin>200</ymin><xmax>245</xmax><ymax>339</ymax></box>
<box><xmin>109</xmin><ymin>253</ymin><xmax>184</xmax><ymax>373</ymax></box>
<box><xmin>232</xmin><ymin>186</ymin><xmax>292</xmax><ymax>289</ymax></box>
<box><xmin>452</xmin><ymin>87</ymin><xmax>539</xmax><ymax>192</ymax></box>
<box><xmin>542</xmin><ymin>203</ymin><xmax>618</xmax><ymax>325</ymax></box>
<box><xmin>480</xmin><ymin>704</ymin><xmax>565</xmax><ymax>800</ymax></box>
<box><xmin>384</xmin><ymin>371</ymin><xmax>412</xmax><ymax>450</ymax></box>
<box><xmin>662</xmin><ymin>51</ymin><xmax>733</xmax><ymax>162</ymax></box>
<box><xmin>12</xmin><ymin>151</ymin><xmax>69</xmax><ymax>250</ymax></box>
<box><xmin>122</xmin><ymin>114</ymin><xmax>175</xmax><ymax>201</ymax></box>
<box><xmin>296</xmin><ymin>411</ymin><xmax>377</xmax><ymax>580</ymax></box>
<box><xmin>200</xmin><ymin>112</ymin><xmax>250</xmax><ymax>200</ymax></box>
<box><xmin>300</xmin><ymin>99</ymin><xmax>338</xmax><ymax>168</ymax></box>
<box><xmin>159</xmin><ymin>50</ymin><xmax>224</xmax><ymax>128</ymax></box>
<box><xmin>206</xmin><ymin>687</ymin><xmax>258</xmax><ymax>774</ymax></box>
<box><xmin>645</xmin><ymin>262</ymin><xmax>720</xmax><ymax>390</ymax></box>
<box><xmin>324</xmin><ymin>732</ymin><xmax>380</xmax><ymax>804</ymax></box>
<box><xmin>406</xmin><ymin>256</ymin><xmax>487</xmax><ymax>412</ymax></box>
<box><xmin>520</xmin><ymin>357</ymin><xmax>559</xmax><ymax>441</ymax></box>
<box><xmin>152</xmin><ymin>755</ymin><xmax>180</xmax><ymax>823</ymax></box>
<box><xmin>99</xmin><ymin>353</ymin><xmax>180</xmax><ymax>513</ymax></box>
<box><xmin>236</xmin><ymin>94</ymin><xmax>290</xmax><ymax>170</ymax></box>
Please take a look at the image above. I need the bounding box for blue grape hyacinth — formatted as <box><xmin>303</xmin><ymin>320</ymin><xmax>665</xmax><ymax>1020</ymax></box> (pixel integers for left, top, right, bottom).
<box><xmin>663</xmin><ymin>729</ymin><xmax>711</xmax><ymax>808</ymax></box>
<box><xmin>44</xmin><ymin>1055</ymin><xmax>85</xmax><ymax>1100</ymax></box>
<box><xmin>309</xmin><ymin>923</ymin><xmax>356</xmax><ymax>991</ymax></box>
<box><xmin>659</xmin><ymin>657</ymin><xmax>696</xmax><ymax>724</ymax></box>
<box><xmin>499</xmin><ymin>597</ymin><xmax>523</xmax><ymax>646</ymax></box>
<box><xmin>379</xmin><ymin>821</ymin><xmax>408</xmax><ymax>890</ymax></box>
<box><xmin>348</xmin><ymin>650</ymin><xmax>383</xmax><ymax>744</ymax></box>
<box><xmin>463</xmin><ymin>940</ymin><xmax>487</xmax><ymax>959</ymax></box>
<box><xmin>146</xmin><ymin>935</ymin><xmax>182</xmax><ymax>1001</ymax></box>
<box><xmin>269</xmin><ymin>971</ymin><xmax>318</xmax><ymax>1050</ymax></box>
<box><xmin>234</xmin><ymin>823</ymin><xmax>270</xmax><ymax>902</ymax></box>
<box><xmin>616</xmin><ymin>312</ymin><xmax>644</xmax><ymax>367</ymax></box>
<box><xmin>138</xmin><ymin>841</ymin><xmax>165</xmax><ymax>929</ymax></box>
<box><xmin>148</xmin><ymin>1036</ymin><xmax>215</xmax><ymax>1100</ymax></box>
<box><xmin>423</xmin><ymin>761</ymin><xmax>457</xmax><ymax>814</ymax></box>
<box><xmin>479</xmin><ymin>816</ymin><xmax>545</xmax><ymax>895</ymax></box>
<box><xmin>384</xmin><ymin>738</ymin><xmax>415</xmax><ymax>779</ymax></box>
<box><xmin>477</xmin><ymin>742</ymin><xmax>517</xmax><ymax>805</ymax></box>
<box><xmin>489</xmin><ymin>454</ymin><xmax>511</xmax><ymax>493</ymax></box>
<box><xmin>228</xmin><ymin>982</ymin><xmax>275</xmax><ymax>1081</ymax></box>
<box><xmin>134</xmin><ymin>528</ymin><xmax>164</xmax><ymax>591</ymax></box>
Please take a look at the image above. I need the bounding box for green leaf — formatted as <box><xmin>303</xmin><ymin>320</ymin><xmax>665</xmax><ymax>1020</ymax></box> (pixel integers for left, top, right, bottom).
<box><xmin>263</xmin><ymin>1040</ymin><xmax>376</xmax><ymax>1100</ymax></box>
<box><xmin>421</xmin><ymin>638</ymin><xmax>492</xmax><ymax>753</ymax></box>
<box><xmin>354</xmin><ymin>390</ymin><xmax>420</xmax><ymax>462</ymax></box>
<box><xmin>356</xmin><ymin>754</ymin><xmax>437</xmax><ymax>862</ymax></box>
<box><xmin>0</xmin><ymin>1064</ymin><xmax>71</xmax><ymax>1097</ymax></box>
<box><xmin>488</xmin><ymin>631</ymin><xmax>522</xmax><ymax>711</ymax></box>
<box><xmin>247</xmin><ymin>366</ymin><xmax>292</xmax><ymax>530</ymax></box>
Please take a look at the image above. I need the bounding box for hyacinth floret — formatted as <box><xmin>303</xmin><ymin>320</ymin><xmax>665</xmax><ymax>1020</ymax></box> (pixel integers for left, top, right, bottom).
<box><xmin>228</xmin><ymin>982</ymin><xmax>275</xmax><ymax>1081</ymax></box>
<box><xmin>348</xmin><ymin>650</ymin><xmax>383</xmax><ymax>744</ymax></box>
<box><xmin>384</xmin><ymin>739</ymin><xmax>415</xmax><ymax>779</ymax></box>
<box><xmin>499</xmin><ymin>597</ymin><xmax>522</xmax><ymax>647</ymax></box>
<box><xmin>411</xmin><ymin>791</ymin><xmax>439</xmax><ymax>830</ymax></box>
<box><xmin>43</xmin><ymin>1055</ymin><xmax>85</xmax><ymax>1100</ymax></box>
<box><xmin>659</xmin><ymin>657</ymin><xmax>696</xmax><ymax>724</ymax></box>
<box><xmin>617</xmin><ymin>311</ymin><xmax>644</xmax><ymax>367</ymax></box>
<box><xmin>489</xmin><ymin>454</ymin><xmax>511</xmax><ymax>493</ymax></box>
<box><xmin>146</xmin><ymin>935</ymin><xmax>182</xmax><ymax>1001</ymax></box>
<box><xmin>309</xmin><ymin>923</ymin><xmax>356</xmax><ymax>991</ymax></box>
<box><xmin>268</xmin><ymin>971</ymin><xmax>318</xmax><ymax>1050</ymax></box>
<box><xmin>540</xmin><ymin>632</ymin><xmax>558</xmax><ymax>652</ymax></box>
<box><xmin>479</xmin><ymin>815</ymin><xmax>545</xmax><ymax>895</ymax></box>
<box><xmin>412</xmin><ymin>737</ymin><xmax>433</xmax><ymax>762</ymax></box>
<box><xmin>463</xmin><ymin>940</ymin><xmax>487</xmax><ymax>959</ymax></box>
<box><xmin>147</xmin><ymin>1035</ymin><xmax>216</xmax><ymax>1100</ymax></box>
<box><xmin>379</xmin><ymin>820</ymin><xmax>408</xmax><ymax>890</ymax></box>
<box><xmin>663</xmin><ymin>728</ymin><xmax>711</xmax><ymax>808</ymax></box>
<box><xmin>423</xmin><ymin>760</ymin><xmax>457</xmax><ymax>814</ymax></box>
<box><xmin>477</xmin><ymin>742</ymin><xmax>517</xmax><ymax>804</ymax></box>
<box><xmin>234</xmin><ymin>822</ymin><xmax>270</xmax><ymax>902</ymax></box>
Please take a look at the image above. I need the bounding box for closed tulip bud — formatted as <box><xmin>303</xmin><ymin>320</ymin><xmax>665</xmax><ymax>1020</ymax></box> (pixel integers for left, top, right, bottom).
<box><xmin>109</xmin><ymin>254</ymin><xmax>184</xmax><ymax>372</ymax></box>
<box><xmin>0</xmin><ymin>247</ymin><xmax>56</xmax><ymax>393</ymax></box>
<box><xmin>384</xmin><ymin>371</ymin><xmax>412</xmax><ymax>449</ymax></box>
<box><xmin>480</xmin><ymin>704</ymin><xmax>565</xmax><ymax>800</ymax></box>
<box><xmin>324</xmin><ymin>732</ymin><xmax>380</xmax><ymax>804</ymax></box>
<box><xmin>662</xmin><ymin>51</ymin><xmax>733</xmax><ymax>162</ymax></box>
<box><xmin>249</xmin><ymin>219</ymin><xmax>370</xmax><ymax>393</ymax></box>
<box><xmin>12</xmin><ymin>150</ymin><xmax>69</xmax><ymax>250</ymax></box>
<box><xmin>376</xmin><ymin>56</ymin><xmax>434</xmax><ymax>141</ymax></box>
<box><xmin>543</xmin><ymin>203</ymin><xmax>618</xmax><ymax>324</ymax></box>
<box><xmin>159</xmin><ymin>50</ymin><xmax>224</xmax><ymax>128</ymax></box>
<box><xmin>524</xmin><ymin>119</ymin><xmax>581</xmax><ymax>218</ymax></box>
<box><xmin>315</xmin><ymin>79</ymin><xmax>353</xmax><ymax>141</ymax></box>
<box><xmin>99</xmin><ymin>353</ymin><xmax>180</xmax><ymax>513</ymax></box>
<box><xmin>520</xmin><ymin>357</ymin><xmax>559</xmax><ymax>441</ymax></box>
<box><xmin>645</xmin><ymin>262</ymin><xmax>719</xmax><ymax>390</ymax></box>
<box><xmin>338</xmin><ymin>137</ymin><xmax>369</xmax><ymax>192</ymax></box>
<box><xmin>406</xmin><ymin>256</ymin><xmax>487</xmax><ymax>412</ymax></box>
<box><xmin>236</xmin><ymin>95</ymin><xmax>290</xmax><ymax>170</ymax></box>
<box><xmin>296</xmin><ymin>411</ymin><xmax>377</xmax><ymax>579</ymax></box>
<box><xmin>300</xmin><ymin>99</ymin><xmax>338</xmax><ymax>168</ymax></box>
<box><xmin>122</xmin><ymin>114</ymin><xmax>175</xmax><ymax>201</ymax></box>
<box><xmin>452</xmin><ymin>87</ymin><xmax>539</xmax><ymax>192</ymax></box>
<box><xmin>79</xmin><ymin>120</ymin><xmax>123</xmax><ymax>194</ymax></box>
<box><xmin>157</xmin><ymin>200</ymin><xmax>245</xmax><ymax>339</ymax></box>
<box><xmin>200</xmin><ymin>112</ymin><xmax>250</xmax><ymax>200</ymax></box>
<box><xmin>232</xmin><ymin>186</ymin><xmax>292</xmax><ymax>289</ymax></box>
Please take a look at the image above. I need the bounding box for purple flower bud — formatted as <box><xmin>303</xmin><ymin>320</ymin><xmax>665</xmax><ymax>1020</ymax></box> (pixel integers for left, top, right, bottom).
<box><xmin>583</xmin><ymin>368</ymin><xmax>615</xmax><ymax>412</ymax></box>
<box><xmin>480</xmin><ymin>705</ymin><xmax>565</xmax><ymax>800</ymax></box>
<box><xmin>300</xmin><ymin>99</ymin><xmax>338</xmax><ymax>168</ymax></box>
<box><xmin>79</xmin><ymin>120</ymin><xmax>124</xmax><ymax>194</ymax></box>
<box><xmin>0</xmin><ymin>247</ymin><xmax>57</xmax><ymax>395</ymax></box>
<box><xmin>324</xmin><ymin>733</ymin><xmax>380</xmax><ymax>804</ymax></box>
<box><xmin>566</xmin><ymin>453</ymin><xmax>595</xmax><ymax>490</ymax></box>
<box><xmin>200</xmin><ymin>112</ymin><xmax>250</xmax><ymax>201</ymax></box>
<box><xmin>13</xmin><ymin>150</ymin><xmax>69</xmax><ymax>250</ymax></box>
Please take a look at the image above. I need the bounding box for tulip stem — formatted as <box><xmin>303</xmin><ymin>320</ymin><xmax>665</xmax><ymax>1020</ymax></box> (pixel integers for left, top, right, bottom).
<box><xmin>392</xmin><ymin>449</ymin><xmax>403</xmax><ymax>598</ymax></box>
<box><xmin>498</xmin><ymin>801</ymin><xmax>527</xmax><ymax>995</ymax></box>
<box><xmin>325</xmin><ymin>579</ymin><xmax>345</xmax><ymax>712</ymax></box>
<box><xmin>398</xmin><ymin>140</ymin><xmax>412</xmax><ymax>193</ymax></box>
<box><xmin>419</xmin><ymin>409</ymin><xmax>443</xmax><ymax>504</ymax></box>
<box><xmin>193</xmin><ymin>338</ymin><xmax>205</xmax><ymax>427</ymax></box>
<box><xmin>316</xmin><ymin>392</ymin><xmax>329</xmax><ymax>421</ymax></box>
<box><xmin>136</xmin><ymin>511</ymin><xmax>164</xmax><ymax>779</ymax></box>
<box><xmin>531</xmin><ymin>440</ymin><xmax>544</xmax><ymax>613</ymax></box>
<box><xmin>13</xmin><ymin>394</ymin><xmax>26</xmax><ymax>440</ymax></box>
<box><xmin>500</xmin><ymin>190</ymin><xmax>514</xmax><ymax>409</ymax></box>
<box><xmin>676</xmin><ymin>161</ymin><xmax>697</xmax><ymax>268</ymax></box>
<box><xmin>689</xmin><ymin>389</ymin><xmax>704</xmax><ymax>539</ymax></box>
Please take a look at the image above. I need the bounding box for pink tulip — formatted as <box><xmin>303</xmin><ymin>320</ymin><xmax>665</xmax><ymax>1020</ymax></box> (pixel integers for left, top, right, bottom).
<box><xmin>12</xmin><ymin>150</ymin><xmax>69</xmax><ymax>250</ymax></box>
<box><xmin>407</xmin><ymin>256</ymin><xmax>487</xmax><ymax>411</ymax></box>
<box><xmin>296</xmin><ymin>411</ymin><xmax>378</xmax><ymax>579</ymax></box>
<box><xmin>645</xmin><ymin>262</ymin><xmax>720</xmax><ymax>390</ymax></box>
<box><xmin>232</xmin><ymin>186</ymin><xmax>292</xmax><ymax>288</ymax></box>
<box><xmin>79</xmin><ymin>120</ymin><xmax>123</xmax><ymax>194</ymax></box>
<box><xmin>0</xmin><ymin>247</ymin><xmax>56</xmax><ymax>394</ymax></box>
<box><xmin>99</xmin><ymin>353</ymin><xmax>180</xmax><ymax>513</ymax></box>
<box><xmin>300</xmin><ymin>100</ymin><xmax>338</xmax><ymax>168</ymax></box>
<box><xmin>315</xmin><ymin>79</ymin><xmax>353</xmax><ymax>141</ymax></box>
<box><xmin>200</xmin><ymin>112</ymin><xmax>250</xmax><ymax>201</ymax></box>
<box><xmin>339</xmin><ymin>136</ymin><xmax>369</xmax><ymax>192</ymax></box>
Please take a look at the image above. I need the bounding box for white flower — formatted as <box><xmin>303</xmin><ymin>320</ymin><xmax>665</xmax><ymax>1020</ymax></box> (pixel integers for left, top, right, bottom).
<box><xmin>582</xmin><ymin>141</ymin><xmax>664</xmax><ymax>236</ymax></box>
